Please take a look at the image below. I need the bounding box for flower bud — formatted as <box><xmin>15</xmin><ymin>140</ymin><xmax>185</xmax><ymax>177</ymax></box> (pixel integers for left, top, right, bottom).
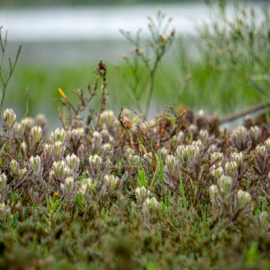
<box><xmin>265</xmin><ymin>138</ymin><xmax>270</xmax><ymax>151</ymax></box>
<box><xmin>21</xmin><ymin>117</ymin><xmax>34</xmax><ymax>131</ymax></box>
<box><xmin>0</xmin><ymin>173</ymin><xmax>7</xmax><ymax>192</ymax></box>
<box><xmin>256</xmin><ymin>145</ymin><xmax>266</xmax><ymax>156</ymax></box>
<box><xmin>60</xmin><ymin>177</ymin><xmax>75</xmax><ymax>194</ymax></box>
<box><xmin>53</xmin><ymin>160</ymin><xmax>66</xmax><ymax>179</ymax></box>
<box><xmin>104</xmin><ymin>174</ymin><xmax>119</xmax><ymax>190</ymax></box>
<box><xmin>66</xmin><ymin>154</ymin><xmax>80</xmax><ymax>172</ymax></box>
<box><xmin>51</xmin><ymin>128</ymin><xmax>66</xmax><ymax>143</ymax></box>
<box><xmin>52</xmin><ymin>141</ymin><xmax>66</xmax><ymax>161</ymax></box>
<box><xmin>89</xmin><ymin>155</ymin><xmax>102</xmax><ymax>170</ymax></box>
<box><xmin>210</xmin><ymin>165</ymin><xmax>224</xmax><ymax>179</ymax></box>
<box><xmin>2</xmin><ymin>108</ymin><xmax>16</xmax><ymax>130</ymax></box>
<box><xmin>186</xmin><ymin>145</ymin><xmax>200</xmax><ymax>159</ymax></box>
<box><xmin>100</xmin><ymin>110</ymin><xmax>115</xmax><ymax>128</ymax></box>
<box><xmin>101</xmin><ymin>143</ymin><xmax>111</xmax><ymax>153</ymax></box>
<box><xmin>235</xmin><ymin>126</ymin><xmax>248</xmax><ymax>141</ymax></box>
<box><xmin>29</xmin><ymin>126</ymin><xmax>42</xmax><ymax>149</ymax></box>
<box><xmin>35</xmin><ymin>114</ymin><xmax>48</xmax><ymax>130</ymax></box>
<box><xmin>135</xmin><ymin>186</ymin><xmax>149</xmax><ymax>203</ymax></box>
<box><xmin>29</xmin><ymin>156</ymin><xmax>41</xmax><ymax>175</ymax></box>
<box><xmin>217</xmin><ymin>175</ymin><xmax>232</xmax><ymax>194</ymax></box>
<box><xmin>143</xmin><ymin>197</ymin><xmax>159</xmax><ymax>214</ymax></box>
<box><xmin>166</xmin><ymin>155</ymin><xmax>177</xmax><ymax>174</ymax></box>
<box><xmin>48</xmin><ymin>170</ymin><xmax>55</xmax><ymax>184</ymax></box>
<box><xmin>211</xmin><ymin>152</ymin><xmax>224</xmax><ymax>163</ymax></box>
<box><xmin>18</xmin><ymin>168</ymin><xmax>27</xmax><ymax>180</ymax></box>
<box><xmin>21</xmin><ymin>142</ymin><xmax>27</xmax><ymax>153</ymax></box>
<box><xmin>224</xmin><ymin>161</ymin><xmax>237</xmax><ymax>176</ymax></box>
<box><xmin>44</xmin><ymin>144</ymin><xmax>53</xmax><ymax>156</ymax></box>
<box><xmin>176</xmin><ymin>145</ymin><xmax>186</xmax><ymax>159</ymax></box>
<box><xmin>258</xmin><ymin>212</ymin><xmax>269</xmax><ymax>229</ymax></box>
<box><xmin>79</xmin><ymin>183</ymin><xmax>88</xmax><ymax>195</ymax></box>
<box><xmin>250</xmin><ymin>126</ymin><xmax>261</xmax><ymax>141</ymax></box>
<box><xmin>175</xmin><ymin>131</ymin><xmax>185</xmax><ymax>144</ymax></box>
<box><xmin>100</xmin><ymin>129</ymin><xmax>113</xmax><ymax>143</ymax></box>
<box><xmin>230</xmin><ymin>152</ymin><xmax>244</xmax><ymax>168</ymax></box>
<box><xmin>92</xmin><ymin>131</ymin><xmax>102</xmax><ymax>150</ymax></box>
<box><xmin>199</xmin><ymin>129</ymin><xmax>209</xmax><ymax>144</ymax></box>
<box><xmin>0</xmin><ymin>202</ymin><xmax>13</xmax><ymax>223</ymax></box>
<box><xmin>237</xmin><ymin>190</ymin><xmax>251</xmax><ymax>209</ymax></box>
<box><xmin>209</xmin><ymin>185</ymin><xmax>218</xmax><ymax>204</ymax></box>
<box><xmin>10</xmin><ymin>159</ymin><xmax>19</xmax><ymax>174</ymax></box>
<box><xmin>71</xmin><ymin>128</ymin><xmax>84</xmax><ymax>145</ymax></box>
<box><xmin>196</xmin><ymin>109</ymin><xmax>205</xmax><ymax>119</ymax></box>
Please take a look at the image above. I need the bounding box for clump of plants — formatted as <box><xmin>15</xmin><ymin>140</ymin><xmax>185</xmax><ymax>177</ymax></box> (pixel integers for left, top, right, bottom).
<box><xmin>1</xmin><ymin>66</ymin><xmax>270</xmax><ymax>268</ymax></box>
<box><xmin>2</xmin><ymin>4</ymin><xmax>270</xmax><ymax>270</ymax></box>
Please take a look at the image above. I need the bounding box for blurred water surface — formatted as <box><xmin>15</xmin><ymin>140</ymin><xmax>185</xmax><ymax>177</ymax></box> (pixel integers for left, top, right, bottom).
<box><xmin>0</xmin><ymin>2</ymin><xmax>265</xmax><ymax>65</ymax></box>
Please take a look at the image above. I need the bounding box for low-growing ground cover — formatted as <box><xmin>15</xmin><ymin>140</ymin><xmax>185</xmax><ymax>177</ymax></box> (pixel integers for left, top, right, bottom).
<box><xmin>1</xmin><ymin>81</ymin><xmax>270</xmax><ymax>269</ymax></box>
<box><xmin>1</xmin><ymin>2</ymin><xmax>270</xmax><ymax>269</ymax></box>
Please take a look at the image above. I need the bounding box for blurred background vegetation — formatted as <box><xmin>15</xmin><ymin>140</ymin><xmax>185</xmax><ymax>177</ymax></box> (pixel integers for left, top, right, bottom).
<box><xmin>0</xmin><ymin>0</ymin><xmax>234</xmax><ymax>8</ymax></box>
<box><xmin>0</xmin><ymin>0</ymin><xmax>269</xmax><ymax>129</ymax></box>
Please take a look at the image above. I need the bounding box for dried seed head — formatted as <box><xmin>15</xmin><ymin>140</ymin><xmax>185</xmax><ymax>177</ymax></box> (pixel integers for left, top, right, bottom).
<box><xmin>35</xmin><ymin>114</ymin><xmax>48</xmax><ymax>128</ymax></box>
<box><xmin>2</xmin><ymin>108</ymin><xmax>16</xmax><ymax>130</ymax></box>
<box><xmin>122</xmin><ymin>54</ymin><xmax>128</xmax><ymax>59</ymax></box>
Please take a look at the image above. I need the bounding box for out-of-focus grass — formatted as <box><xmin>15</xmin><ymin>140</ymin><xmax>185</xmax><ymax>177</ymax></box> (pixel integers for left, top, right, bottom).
<box><xmin>5</xmin><ymin>52</ymin><xmax>261</xmax><ymax>126</ymax></box>
<box><xmin>4</xmin><ymin>2</ymin><xmax>269</xmax><ymax>126</ymax></box>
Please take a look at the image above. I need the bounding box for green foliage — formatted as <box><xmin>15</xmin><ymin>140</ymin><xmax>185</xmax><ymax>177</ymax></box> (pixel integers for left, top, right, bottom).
<box><xmin>2</xmin><ymin>2</ymin><xmax>270</xmax><ymax>269</ymax></box>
